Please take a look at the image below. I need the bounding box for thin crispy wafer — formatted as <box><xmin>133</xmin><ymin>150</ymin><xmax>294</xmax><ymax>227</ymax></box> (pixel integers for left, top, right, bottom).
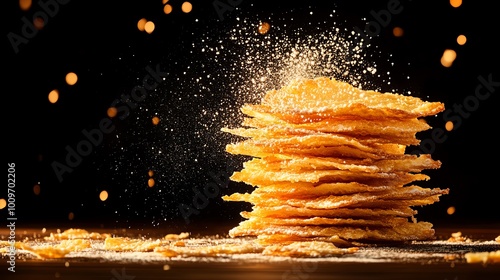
<box><xmin>256</xmin><ymin>234</ymin><xmax>354</xmax><ymax>247</ymax></box>
<box><xmin>230</xmin><ymin>169</ymin><xmax>430</xmax><ymax>185</ymax></box>
<box><xmin>226</xmin><ymin>196</ymin><xmax>444</xmax><ymax>210</ymax></box>
<box><xmin>253</xmin><ymin>77</ymin><xmax>445</xmax><ymax>118</ymax></box>
<box><xmin>227</xmin><ymin>137</ymin><xmax>406</xmax><ymax>159</ymax></box>
<box><xmin>104</xmin><ymin>237</ymin><xmax>163</xmax><ymax>252</ymax></box>
<box><xmin>249</xmin><ymin>185</ymin><xmax>448</xmax><ymax>200</ymax></box>
<box><xmin>18</xmin><ymin>239</ymin><xmax>91</xmax><ymax>259</ymax></box>
<box><xmin>244</xmin><ymin>154</ymin><xmax>440</xmax><ymax>173</ymax></box>
<box><xmin>242</xmin><ymin>205</ymin><xmax>417</xmax><ymax>219</ymax></box>
<box><xmin>233</xmin><ymin>122</ymin><xmax>423</xmax><ymax>145</ymax></box>
<box><xmin>229</xmin><ymin>222</ymin><xmax>436</xmax><ymax>242</ymax></box>
<box><xmin>261</xmin><ymin>241</ymin><xmax>359</xmax><ymax>257</ymax></box>
<box><xmin>239</xmin><ymin>117</ymin><xmax>430</xmax><ymax>139</ymax></box>
<box><xmin>464</xmin><ymin>250</ymin><xmax>500</xmax><ymax>264</ymax></box>
<box><xmin>252</xmin><ymin>182</ymin><xmax>396</xmax><ymax>196</ymax></box>
<box><xmin>237</xmin><ymin>216</ymin><xmax>410</xmax><ymax>228</ymax></box>
<box><xmin>154</xmin><ymin>242</ymin><xmax>264</xmax><ymax>257</ymax></box>
<box><xmin>44</xmin><ymin>228</ymin><xmax>111</xmax><ymax>240</ymax></box>
<box><xmin>228</xmin><ymin>143</ymin><xmax>402</xmax><ymax>160</ymax></box>
<box><xmin>223</xmin><ymin>187</ymin><xmax>448</xmax><ymax>208</ymax></box>
<box><xmin>232</xmin><ymin>117</ymin><xmax>430</xmax><ymax>135</ymax></box>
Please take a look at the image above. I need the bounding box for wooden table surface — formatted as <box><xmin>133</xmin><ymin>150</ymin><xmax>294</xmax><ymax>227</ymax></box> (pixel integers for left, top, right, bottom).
<box><xmin>1</xmin><ymin>224</ymin><xmax>499</xmax><ymax>280</ymax></box>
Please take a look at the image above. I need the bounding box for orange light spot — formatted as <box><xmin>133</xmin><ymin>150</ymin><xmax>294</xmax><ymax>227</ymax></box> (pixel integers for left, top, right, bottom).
<box><xmin>33</xmin><ymin>17</ymin><xmax>44</xmax><ymax>30</ymax></box>
<box><xmin>99</xmin><ymin>190</ymin><xmax>108</xmax><ymax>201</ymax></box>
<box><xmin>68</xmin><ymin>212</ymin><xmax>75</xmax><ymax>220</ymax></box>
<box><xmin>164</xmin><ymin>4</ymin><xmax>173</xmax><ymax>14</ymax></box>
<box><xmin>137</xmin><ymin>18</ymin><xmax>147</xmax><ymax>31</ymax></box>
<box><xmin>392</xmin><ymin>26</ymin><xmax>404</xmax><ymax>37</ymax></box>
<box><xmin>0</xmin><ymin>199</ymin><xmax>6</xmax><ymax>210</ymax></box>
<box><xmin>181</xmin><ymin>2</ymin><xmax>192</xmax><ymax>13</ymax></box>
<box><xmin>457</xmin><ymin>34</ymin><xmax>467</xmax><ymax>45</ymax></box>
<box><xmin>162</xmin><ymin>0</ymin><xmax>169</xmax><ymax>4</ymax></box>
<box><xmin>152</xmin><ymin>116</ymin><xmax>160</xmax><ymax>125</ymax></box>
<box><xmin>19</xmin><ymin>0</ymin><xmax>32</xmax><ymax>11</ymax></box>
<box><xmin>148</xmin><ymin>170</ymin><xmax>154</xmax><ymax>177</ymax></box>
<box><xmin>48</xmin><ymin>89</ymin><xmax>59</xmax><ymax>104</ymax></box>
<box><xmin>447</xmin><ymin>206</ymin><xmax>456</xmax><ymax>215</ymax></box>
<box><xmin>440</xmin><ymin>49</ymin><xmax>457</xmax><ymax>67</ymax></box>
<box><xmin>107</xmin><ymin>107</ymin><xmax>117</xmax><ymax>118</ymax></box>
<box><xmin>66</xmin><ymin>72</ymin><xmax>78</xmax><ymax>85</ymax></box>
<box><xmin>33</xmin><ymin>184</ymin><xmax>41</xmax><ymax>195</ymax></box>
<box><xmin>148</xmin><ymin>178</ymin><xmax>155</xmax><ymax>188</ymax></box>
<box><xmin>450</xmin><ymin>0</ymin><xmax>462</xmax><ymax>8</ymax></box>
<box><xmin>258</xmin><ymin>21</ymin><xmax>271</xmax><ymax>35</ymax></box>
<box><xmin>445</xmin><ymin>121</ymin><xmax>454</xmax><ymax>131</ymax></box>
<box><xmin>144</xmin><ymin>21</ymin><xmax>155</xmax><ymax>34</ymax></box>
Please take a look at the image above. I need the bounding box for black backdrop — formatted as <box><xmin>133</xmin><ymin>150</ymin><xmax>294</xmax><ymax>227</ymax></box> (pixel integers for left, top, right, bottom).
<box><xmin>4</xmin><ymin>0</ymin><xmax>499</xmax><ymax>233</ymax></box>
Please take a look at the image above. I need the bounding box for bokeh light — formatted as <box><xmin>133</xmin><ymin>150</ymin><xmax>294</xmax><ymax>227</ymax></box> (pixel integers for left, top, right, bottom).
<box><xmin>447</xmin><ymin>206</ymin><xmax>456</xmax><ymax>215</ymax></box>
<box><xmin>68</xmin><ymin>212</ymin><xmax>75</xmax><ymax>220</ymax></box>
<box><xmin>144</xmin><ymin>21</ymin><xmax>155</xmax><ymax>34</ymax></box>
<box><xmin>440</xmin><ymin>49</ymin><xmax>457</xmax><ymax>67</ymax></box>
<box><xmin>152</xmin><ymin>116</ymin><xmax>160</xmax><ymax>125</ymax></box>
<box><xmin>107</xmin><ymin>107</ymin><xmax>117</xmax><ymax>118</ymax></box>
<box><xmin>181</xmin><ymin>2</ymin><xmax>192</xmax><ymax>13</ymax></box>
<box><xmin>0</xmin><ymin>199</ymin><xmax>6</xmax><ymax>210</ymax></box>
<box><xmin>164</xmin><ymin>4</ymin><xmax>173</xmax><ymax>14</ymax></box>
<box><xmin>392</xmin><ymin>26</ymin><xmax>404</xmax><ymax>37</ymax></box>
<box><xmin>258</xmin><ymin>21</ymin><xmax>271</xmax><ymax>35</ymax></box>
<box><xmin>33</xmin><ymin>17</ymin><xmax>44</xmax><ymax>30</ymax></box>
<box><xmin>162</xmin><ymin>0</ymin><xmax>169</xmax><ymax>4</ymax></box>
<box><xmin>450</xmin><ymin>0</ymin><xmax>462</xmax><ymax>8</ymax></box>
<box><xmin>445</xmin><ymin>121</ymin><xmax>454</xmax><ymax>131</ymax></box>
<box><xmin>33</xmin><ymin>184</ymin><xmax>41</xmax><ymax>195</ymax></box>
<box><xmin>457</xmin><ymin>34</ymin><xmax>467</xmax><ymax>45</ymax></box>
<box><xmin>66</xmin><ymin>72</ymin><xmax>78</xmax><ymax>85</ymax></box>
<box><xmin>19</xmin><ymin>0</ymin><xmax>32</xmax><ymax>11</ymax></box>
<box><xmin>48</xmin><ymin>89</ymin><xmax>59</xmax><ymax>103</ymax></box>
<box><xmin>148</xmin><ymin>170</ymin><xmax>154</xmax><ymax>177</ymax></box>
<box><xmin>148</xmin><ymin>178</ymin><xmax>155</xmax><ymax>188</ymax></box>
<box><xmin>99</xmin><ymin>190</ymin><xmax>109</xmax><ymax>201</ymax></box>
<box><xmin>137</xmin><ymin>18</ymin><xmax>147</xmax><ymax>31</ymax></box>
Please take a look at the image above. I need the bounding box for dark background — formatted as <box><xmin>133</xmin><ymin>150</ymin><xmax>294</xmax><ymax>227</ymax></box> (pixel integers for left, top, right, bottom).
<box><xmin>3</xmin><ymin>0</ymin><xmax>499</xmax><ymax>234</ymax></box>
